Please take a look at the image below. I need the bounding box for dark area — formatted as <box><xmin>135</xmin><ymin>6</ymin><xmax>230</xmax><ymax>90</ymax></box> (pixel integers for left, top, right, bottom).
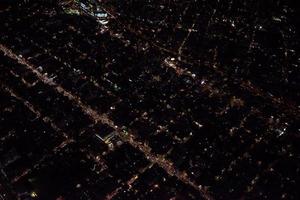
<box><xmin>0</xmin><ymin>1</ymin><xmax>299</xmax><ymax>200</ymax></box>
